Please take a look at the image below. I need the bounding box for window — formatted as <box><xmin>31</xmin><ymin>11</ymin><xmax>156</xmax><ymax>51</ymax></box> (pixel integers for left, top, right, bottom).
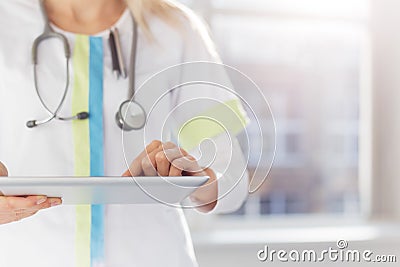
<box><xmin>180</xmin><ymin>0</ymin><xmax>369</xmax><ymax>217</ymax></box>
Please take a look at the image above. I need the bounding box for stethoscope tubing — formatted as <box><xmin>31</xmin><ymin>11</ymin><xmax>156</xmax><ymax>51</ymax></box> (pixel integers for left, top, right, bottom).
<box><xmin>29</xmin><ymin>0</ymin><xmax>145</xmax><ymax>130</ymax></box>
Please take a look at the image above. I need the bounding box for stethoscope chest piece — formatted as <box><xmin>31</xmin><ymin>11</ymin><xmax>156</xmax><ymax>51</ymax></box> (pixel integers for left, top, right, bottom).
<box><xmin>116</xmin><ymin>100</ymin><xmax>146</xmax><ymax>131</ymax></box>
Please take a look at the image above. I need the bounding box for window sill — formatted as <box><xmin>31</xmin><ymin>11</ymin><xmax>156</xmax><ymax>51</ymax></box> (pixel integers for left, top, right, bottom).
<box><xmin>189</xmin><ymin>215</ymin><xmax>400</xmax><ymax>248</ymax></box>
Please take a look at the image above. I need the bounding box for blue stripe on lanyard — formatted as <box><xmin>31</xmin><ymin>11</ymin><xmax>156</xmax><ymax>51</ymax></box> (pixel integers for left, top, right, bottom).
<box><xmin>89</xmin><ymin>36</ymin><xmax>105</xmax><ymax>266</ymax></box>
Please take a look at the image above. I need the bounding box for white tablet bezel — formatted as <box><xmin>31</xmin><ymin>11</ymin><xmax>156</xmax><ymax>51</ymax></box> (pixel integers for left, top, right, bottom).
<box><xmin>0</xmin><ymin>176</ymin><xmax>209</xmax><ymax>205</ymax></box>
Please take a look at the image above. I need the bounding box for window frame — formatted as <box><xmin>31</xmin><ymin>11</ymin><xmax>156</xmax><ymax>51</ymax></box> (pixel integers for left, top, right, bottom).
<box><xmin>181</xmin><ymin>0</ymin><xmax>400</xmax><ymax>246</ymax></box>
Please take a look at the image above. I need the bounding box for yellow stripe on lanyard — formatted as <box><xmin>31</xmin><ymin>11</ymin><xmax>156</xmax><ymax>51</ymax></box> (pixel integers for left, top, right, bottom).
<box><xmin>72</xmin><ymin>35</ymin><xmax>91</xmax><ymax>267</ymax></box>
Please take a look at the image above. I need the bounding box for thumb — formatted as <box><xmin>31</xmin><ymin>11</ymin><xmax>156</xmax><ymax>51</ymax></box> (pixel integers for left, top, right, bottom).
<box><xmin>0</xmin><ymin>162</ymin><xmax>8</xmax><ymax>177</ymax></box>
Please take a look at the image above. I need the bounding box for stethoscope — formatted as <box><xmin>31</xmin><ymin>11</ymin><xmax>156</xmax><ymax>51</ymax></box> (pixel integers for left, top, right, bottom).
<box><xmin>27</xmin><ymin>0</ymin><xmax>147</xmax><ymax>131</ymax></box>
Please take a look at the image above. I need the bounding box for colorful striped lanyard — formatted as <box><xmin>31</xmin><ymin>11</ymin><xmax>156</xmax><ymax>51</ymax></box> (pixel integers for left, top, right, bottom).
<box><xmin>72</xmin><ymin>35</ymin><xmax>105</xmax><ymax>267</ymax></box>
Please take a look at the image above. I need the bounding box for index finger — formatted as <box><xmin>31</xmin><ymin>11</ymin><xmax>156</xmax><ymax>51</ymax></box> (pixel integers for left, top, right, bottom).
<box><xmin>123</xmin><ymin>141</ymin><xmax>177</xmax><ymax>177</ymax></box>
<box><xmin>122</xmin><ymin>141</ymin><xmax>162</xmax><ymax>177</ymax></box>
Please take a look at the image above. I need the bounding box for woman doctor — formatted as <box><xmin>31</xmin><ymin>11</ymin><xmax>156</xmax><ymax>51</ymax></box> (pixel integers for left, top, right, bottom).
<box><xmin>0</xmin><ymin>0</ymin><xmax>249</xmax><ymax>266</ymax></box>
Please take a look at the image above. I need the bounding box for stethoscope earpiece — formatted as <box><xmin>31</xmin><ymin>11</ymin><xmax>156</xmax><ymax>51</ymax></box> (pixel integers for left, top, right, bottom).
<box><xmin>26</xmin><ymin>120</ymin><xmax>37</xmax><ymax>128</ymax></box>
<box><xmin>76</xmin><ymin>112</ymin><xmax>90</xmax><ymax>120</ymax></box>
<box><xmin>26</xmin><ymin>111</ymin><xmax>90</xmax><ymax>129</ymax></box>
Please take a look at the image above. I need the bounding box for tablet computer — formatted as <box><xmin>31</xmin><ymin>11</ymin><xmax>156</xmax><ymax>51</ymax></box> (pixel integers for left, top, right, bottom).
<box><xmin>0</xmin><ymin>176</ymin><xmax>209</xmax><ymax>205</ymax></box>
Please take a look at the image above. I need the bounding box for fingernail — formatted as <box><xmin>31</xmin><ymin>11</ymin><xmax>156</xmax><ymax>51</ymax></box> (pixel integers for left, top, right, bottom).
<box><xmin>36</xmin><ymin>196</ymin><xmax>47</xmax><ymax>205</ymax></box>
<box><xmin>50</xmin><ymin>200</ymin><xmax>61</xmax><ymax>207</ymax></box>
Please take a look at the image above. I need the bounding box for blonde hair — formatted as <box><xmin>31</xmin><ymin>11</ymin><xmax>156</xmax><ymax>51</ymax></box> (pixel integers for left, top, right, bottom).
<box><xmin>125</xmin><ymin>0</ymin><xmax>219</xmax><ymax>59</ymax></box>
<box><xmin>125</xmin><ymin>0</ymin><xmax>184</xmax><ymax>38</ymax></box>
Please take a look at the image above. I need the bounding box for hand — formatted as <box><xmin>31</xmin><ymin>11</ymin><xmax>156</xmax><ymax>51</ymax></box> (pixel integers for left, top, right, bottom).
<box><xmin>0</xmin><ymin>161</ymin><xmax>7</xmax><ymax>176</ymax></box>
<box><xmin>123</xmin><ymin>141</ymin><xmax>218</xmax><ymax>212</ymax></box>
<box><xmin>0</xmin><ymin>161</ymin><xmax>62</xmax><ymax>225</ymax></box>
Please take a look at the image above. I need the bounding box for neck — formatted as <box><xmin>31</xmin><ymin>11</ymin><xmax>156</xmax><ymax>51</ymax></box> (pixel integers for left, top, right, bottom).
<box><xmin>44</xmin><ymin>0</ymin><xmax>127</xmax><ymax>34</ymax></box>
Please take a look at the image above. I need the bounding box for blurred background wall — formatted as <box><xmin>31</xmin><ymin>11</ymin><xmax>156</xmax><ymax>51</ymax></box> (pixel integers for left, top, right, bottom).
<box><xmin>178</xmin><ymin>0</ymin><xmax>400</xmax><ymax>266</ymax></box>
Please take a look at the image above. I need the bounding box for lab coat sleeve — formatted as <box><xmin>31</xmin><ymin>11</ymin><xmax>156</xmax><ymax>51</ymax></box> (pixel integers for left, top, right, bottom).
<box><xmin>194</xmin><ymin>134</ymin><xmax>249</xmax><ymax>214</ymax></box>
<box><xmin>172</xmin><ymin>11</ymin><xmax>249</xmax><ymax>214</ymax></box>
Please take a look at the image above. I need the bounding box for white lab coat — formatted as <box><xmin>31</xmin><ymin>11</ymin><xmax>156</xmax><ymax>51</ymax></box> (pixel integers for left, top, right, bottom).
<box><xmin>0</xmin><ymin>1</ymin><xmax>248</xmax><ymax>266</ymax></box>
